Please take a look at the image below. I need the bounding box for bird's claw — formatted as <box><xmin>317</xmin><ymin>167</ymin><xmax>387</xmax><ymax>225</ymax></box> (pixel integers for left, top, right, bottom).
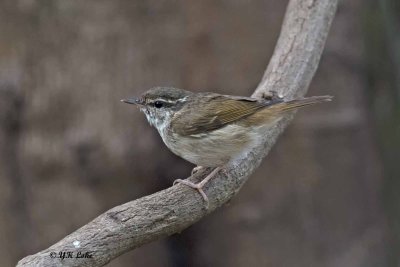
<box><xmin>173</xmin><ymin>179</ymin><xmax>209</xmax><ymax>209</ymax></box>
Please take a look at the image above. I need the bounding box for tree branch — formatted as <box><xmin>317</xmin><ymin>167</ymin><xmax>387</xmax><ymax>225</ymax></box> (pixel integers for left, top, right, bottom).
<box><xmin>17</xmin><ymin>0</ymin><xmax>338</xmax><ymax>266</ymax></box>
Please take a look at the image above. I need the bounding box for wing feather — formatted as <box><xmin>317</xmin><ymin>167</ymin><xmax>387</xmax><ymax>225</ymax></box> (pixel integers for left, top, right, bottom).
<box><xmin>172</xmin><ymin>94</ymin><xmax>272</xmax><ymax>136</ymax></box>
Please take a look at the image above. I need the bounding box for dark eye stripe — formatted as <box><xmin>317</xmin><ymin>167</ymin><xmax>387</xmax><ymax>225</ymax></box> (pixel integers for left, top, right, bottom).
<box><xmin>154</xmin><ymin>101</ymin><xmax>163</xmax><ymax>108</ymax></box>
<box><xmin>149</xmin><ymin>100</ymin><xmax>173</xmax><ymax>108</ymax></box>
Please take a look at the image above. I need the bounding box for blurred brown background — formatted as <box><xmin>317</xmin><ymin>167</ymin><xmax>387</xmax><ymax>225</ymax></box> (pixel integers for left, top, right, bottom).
<box><xmin>1</xmin><ymin>0</ymin><xmax>399</xmax><ymax>266</ymax></box>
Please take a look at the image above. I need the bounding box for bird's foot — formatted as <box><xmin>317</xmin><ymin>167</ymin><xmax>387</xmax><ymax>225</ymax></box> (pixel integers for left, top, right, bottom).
<box><xmin>173</xmin><ymin>179</ymin><xmax>209</xmax><ymax>208</ymax></box>
<box><xmin>173</xmin><ymin>167</ymin><xmax>222</xmax><ymax>209</ymax></box>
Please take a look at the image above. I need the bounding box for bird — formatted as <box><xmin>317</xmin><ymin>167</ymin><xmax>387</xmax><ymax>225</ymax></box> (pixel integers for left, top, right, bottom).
<box><xmin>122</xmin><ymin>87</ymin><xmax>332</xmax><ymax>208</ymax></box>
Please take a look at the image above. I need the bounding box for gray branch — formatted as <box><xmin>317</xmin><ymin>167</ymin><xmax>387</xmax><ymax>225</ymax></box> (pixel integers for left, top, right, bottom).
<box><xmin>17</xmin><ymin>0</ymin><xmax>338</xmax><ymax>266</ymax></box>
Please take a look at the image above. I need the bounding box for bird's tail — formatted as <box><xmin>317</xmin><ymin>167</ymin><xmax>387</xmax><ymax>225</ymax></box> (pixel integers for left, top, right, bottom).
<box><xmin>269</xmin><ymin>95</ymin><xmax>333</xmax><ymax>113</ymax></box>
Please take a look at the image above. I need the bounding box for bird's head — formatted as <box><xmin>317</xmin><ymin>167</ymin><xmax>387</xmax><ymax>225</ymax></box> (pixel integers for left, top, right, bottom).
<box><xmin>122</xmin><ymin>87</ymin><xmax>192</xmax><ymax>130</ymax></box>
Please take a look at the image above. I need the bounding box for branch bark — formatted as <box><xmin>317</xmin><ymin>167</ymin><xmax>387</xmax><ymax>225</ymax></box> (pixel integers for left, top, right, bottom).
<box><xmin>17</xmin><ymin>0</ymin><xmax>338</xmax><ymax>266</ymax></box>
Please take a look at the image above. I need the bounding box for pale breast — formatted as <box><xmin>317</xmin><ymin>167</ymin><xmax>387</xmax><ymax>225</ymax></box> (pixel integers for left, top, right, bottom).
<box><xmin>159</xmin><ymin>123</ymin><xmax>261</xmax><ymax>167</ymax></box>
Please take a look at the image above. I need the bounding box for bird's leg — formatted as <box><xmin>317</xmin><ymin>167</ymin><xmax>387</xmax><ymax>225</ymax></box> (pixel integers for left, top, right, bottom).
<box><xmin>191</xmin><ymin>166</ymin><xmax>204</xmax><ymax>176</ymax></box>
<box><xmin>173</xmin><ymin>167</ymin><xmax>222</xmax><ymax>209</ymax></box>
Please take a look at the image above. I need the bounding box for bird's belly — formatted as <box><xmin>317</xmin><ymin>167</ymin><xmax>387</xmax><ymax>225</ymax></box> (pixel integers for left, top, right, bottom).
<box><xmin>161</xmin><ymin>124</ymin><xmax>259</xmax><ymax>167</ymax></box>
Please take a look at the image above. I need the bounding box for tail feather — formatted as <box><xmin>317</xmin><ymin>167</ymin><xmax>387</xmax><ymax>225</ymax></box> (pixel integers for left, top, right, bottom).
<box><xmin>271</xmin><ymin>95</ymin><xmax>333</xmax><ymax>113</ymax></box>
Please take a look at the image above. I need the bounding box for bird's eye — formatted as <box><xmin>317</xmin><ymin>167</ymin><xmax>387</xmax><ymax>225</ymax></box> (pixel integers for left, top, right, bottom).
<box><xmin>154</xmin><ymin>101</ymin><xmax>163</xmax><ymax>108</ymax></box>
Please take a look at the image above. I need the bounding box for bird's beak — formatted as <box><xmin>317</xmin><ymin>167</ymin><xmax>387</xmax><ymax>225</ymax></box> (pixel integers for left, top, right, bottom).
<box><xmin>120</xmin><ymin>97</ymin><xmax>144</xmax><ymax>106</ymax></box>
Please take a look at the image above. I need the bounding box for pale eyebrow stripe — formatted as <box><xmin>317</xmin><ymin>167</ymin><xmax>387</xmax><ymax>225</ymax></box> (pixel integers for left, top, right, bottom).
<box><xmin>153</xmin><ymin>99</ymin><xmax>178</xmax><ymax>104</ymax></box>
<box><xmin>146</xmin><ymin>97</ymin><xmax>187</xmax><ymax>104</ymax></box>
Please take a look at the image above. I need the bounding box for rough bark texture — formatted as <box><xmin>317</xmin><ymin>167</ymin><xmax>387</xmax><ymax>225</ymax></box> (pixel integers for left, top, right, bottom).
<box><xmin>17</xmin><ymin>0</ymin><xmax>338</xmax><ymax>266</ymax></box>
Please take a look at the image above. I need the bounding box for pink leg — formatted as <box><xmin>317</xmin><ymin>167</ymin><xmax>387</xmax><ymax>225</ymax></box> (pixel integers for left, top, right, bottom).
<box><xmin>173</xmin><ymin>167</ymin><xmax>222</xmax><ymax>209</ymax></box>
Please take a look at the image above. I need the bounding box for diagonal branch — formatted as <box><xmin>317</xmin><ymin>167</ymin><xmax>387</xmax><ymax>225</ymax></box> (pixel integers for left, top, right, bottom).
<box><xmin>17</xmin><ymin>0</ymin><xmax>338</xmax><ymax>266</ymax></box>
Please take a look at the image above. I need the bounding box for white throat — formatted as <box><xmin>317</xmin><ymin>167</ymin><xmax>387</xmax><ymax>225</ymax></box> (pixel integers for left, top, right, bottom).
<box><xmin>141</xmin><ymin>107</ymin><xmax>172</xmax><ymax>136</ymax></box>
